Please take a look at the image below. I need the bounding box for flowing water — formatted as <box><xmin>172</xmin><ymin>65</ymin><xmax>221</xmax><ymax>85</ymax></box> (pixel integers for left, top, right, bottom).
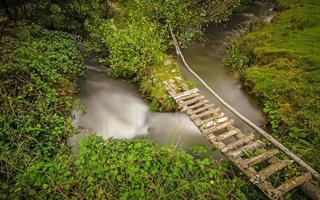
<box><xmin>69</xmin><ymin>1</ymin><xmax>274</xmax><ymax>152</ymax></box>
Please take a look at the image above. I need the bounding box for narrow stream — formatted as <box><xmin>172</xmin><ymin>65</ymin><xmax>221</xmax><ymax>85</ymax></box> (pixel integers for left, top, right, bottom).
<box><xmin>69</xmin><ymin>1</ymin><xmax>274</xmax><ymax>152</ymax></box>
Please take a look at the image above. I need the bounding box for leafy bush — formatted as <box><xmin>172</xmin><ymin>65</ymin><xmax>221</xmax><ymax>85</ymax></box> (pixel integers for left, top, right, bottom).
<box><xmin>17</xmin><ymin>135</ymin><xmax>246</xmax><ymax>199</ymax></box>
<box><xmin>126</xmin><ymin>0</ymin><xmax>240</xmax><ymax>45</ymax></box>
<box><xmin>89</xmin><ymin>18</ymin><xmax>166</xmax><ymax>78</ymax></box>
<box><xmin>0</xmin><ymin>22</ymin><xmax>85</xmax><ymax>198</ymax></box>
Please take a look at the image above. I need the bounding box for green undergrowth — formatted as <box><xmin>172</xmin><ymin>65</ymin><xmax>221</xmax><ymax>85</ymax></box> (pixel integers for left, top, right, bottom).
<box><xmin>17</xmin><ymin>135</ymin><xmax>247</xmax><ymax>199</ymax></box>
<box><xmin>0</xmin><ymin>22</ymin><xmax>85</xmax><ymax>197</ymax></box>
<box><xmin>224</xmin><ymin>0</ymin><xmax>320</xmax><ymax>171</ymax></box>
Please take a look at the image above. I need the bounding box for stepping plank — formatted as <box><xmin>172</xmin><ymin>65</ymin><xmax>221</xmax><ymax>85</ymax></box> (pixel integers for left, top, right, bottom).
<box><xmin>181</xmin><ymin>96</ymin><xmax>205</xmax><ymax>106</ymax></box>
<box><xmin>177</xmin><ymin>93</ymin><xmax>199</xmax><ymax>102</ymax></box>
<box><xmin>195</xmin><ymin>113</ymin><xmax>225</xmax><ymax>126</ymax></box>
<box><xmin>243</xmin><ymin>149</ymin><xmax>280</xmax><ymax>169</ymax></box>
<box><xmin>190</xmin><ymin>108</ymin><xmax>220</xmax><ymax>120</ymax></box>
<box><xmin>273</xmin><ymin>173</ymin><xmax>312</xmax><ymax>198</ymax></box>
<box><xmin>251</xmin><ymin>160</ymin><xmax>291</xmax><ymax>183</ymax></box>
<box><xmin>202</xmin><ymin>119</ymin><xmax>234</xmax><ymax>135</ymax></box>
<box><xmin>207</xmin><ymin>134</ymin><xmax>226</xmax><ymax>149</ymax></box>
<box><xmin>187</xmin><ymin>104</ymin><xmax>215</xmax><ymax>115</ymax></box>
<box><xmin>221</xmin><ymin>134</ymin><xmax>255</xmax><ymax>153</ymax></box>
<box><xmin>173</xmin><ymin>88</ymin><xmax>199</xmax><ymax>99</ymax></box>
<box><xmin>216</xmin><ymin>129</ymin><xmax>239</xmax><ymax>141</ymax></box>
<box><xmin>181</xmin><ymin>100</ymin><xmax>208</xmax><ymax>112</ymax></box>
<box><xmin>229</xmin><ymin>140</ymin><xmax>264</xmax><ymax>158</ymax></box>
<box><xmin>204</xmin><ymin>116</ymin><xmax>229</xmax><ymax>128</ymax></box>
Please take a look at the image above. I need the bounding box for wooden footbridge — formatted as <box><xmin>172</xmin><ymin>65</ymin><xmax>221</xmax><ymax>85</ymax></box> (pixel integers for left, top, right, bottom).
<box><xmin>165</xmin><ymin>27</ymin><xmax>320</xmax><ymax>199</ymax></box>
<box><xmin>163</xmin><ymin>80</ymin><xmax>320</xmax><ymax>199</ymax></box>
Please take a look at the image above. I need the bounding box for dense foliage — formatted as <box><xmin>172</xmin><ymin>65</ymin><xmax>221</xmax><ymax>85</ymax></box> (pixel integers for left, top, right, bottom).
<box><xmin>125</xmin><ymin>0</ymin><xmax>240</xmax><ymax>45</ymax></box>
<box><xmin>224</xmin><ymin>0</ymin><xmax>320</xmax><ymax>170</ymax></box>
<box><xmin>1</xmin><ymin>0</ymin><xmax>109</xmax><ymax>34</ymax></box>
<box><xmin>17</xmin><ymin>135</ymin><xmax>247</xmax><ymax>199</ymax></box>
<box><xmin>0</xmin><ymin>22</ymin><xmax>85</xmax><ymax>198</ymax></box>
<box><xmin>91</xmin><ymin>18</ymin><xmax>166</xmax><ymax>78</ymax></box>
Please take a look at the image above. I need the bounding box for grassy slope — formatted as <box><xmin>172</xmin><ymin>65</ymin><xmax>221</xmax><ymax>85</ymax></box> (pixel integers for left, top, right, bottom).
<box><xmin>225</xmin><ymin>0</ymin><xmax>320</xmax><ymax>170</ymax></box>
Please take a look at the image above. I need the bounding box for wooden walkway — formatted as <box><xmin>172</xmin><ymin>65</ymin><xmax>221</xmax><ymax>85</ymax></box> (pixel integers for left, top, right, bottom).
<box><xmin>163</xmin><ymin>79</ymin><xmax>319</xmax><ymax>200</ymax></box>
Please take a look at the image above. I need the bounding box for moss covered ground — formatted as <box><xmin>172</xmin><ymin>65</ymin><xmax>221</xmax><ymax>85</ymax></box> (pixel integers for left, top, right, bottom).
<box><xmin>224</xmin><ymin>0</ymin><xmax>320</xmax><ymax>171</ymax></box>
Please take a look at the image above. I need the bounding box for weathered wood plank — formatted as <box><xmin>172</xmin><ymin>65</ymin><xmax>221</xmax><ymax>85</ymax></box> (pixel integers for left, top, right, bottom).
<box><xmin>190</xmin><ymin>108</ymin><xmax>220</xmax><ymax>120</ymax></box>
<box><xmin>272</xmin><ymin>173</ymin><xmax>312</xmax><ymax>199</ymax></box>
<box><xmin>221</xmin><ymin>134</ymin><xmax>255</xmax><ymax>153</ymax></box>
<box><xmin>195</xmin><ymin>113</ymin><xmax>225</xmax><ymax>126</ymax></box>
<box><xmin>202</xmin><ymin>119</ymin><xmax>234</xmax><ymax>135</ymax></box>
<box><xmin>206</xmin><ymin>134</ymin><xmax>225</xmax><ymax>149</ymax></box>
<box><xmin>180</xmin><ymin>95</ymin><xmax>205</xmax><ymax>106</ymax></box>
<box><xmin>187</xmin><ymin>104</ymin><xmax>215</xmax><ymax>115</ymax></box>
<box><xmin>173</xmin><ymin>88</ymin><xmax>199</xmax><ymax>99</ymax></box>
<box><xmin>177</xmin><ymin>93</ymin><xmax>199</xmax><ymax>101</ymax></box>
<box><xmin>229</xmin><ymin>140</ymin><xmax>264</xmax><ymax>158</ymax></box>
<box><xmin>216</xmin><ymin>129</ymin><xmax>239</xmax><ymax>141</ymax></box>
<box><xmin>251</xmin><ymin>160</ymin><xmax>291</xmax><ymax>183</ymax></box>
<box><xmin>181</xmin><ymin>100</ymin><xmax>208</xmax><ymax>112</ymax></box>
<box><xmin>243</xmin><ymin>149</ymin><xmax>280</xmax><ymax>169</ymax></box>
<box><xmin>204</xmin><ymin>116</ymin><xmax>229</xmax><ymax>128</ymax></box>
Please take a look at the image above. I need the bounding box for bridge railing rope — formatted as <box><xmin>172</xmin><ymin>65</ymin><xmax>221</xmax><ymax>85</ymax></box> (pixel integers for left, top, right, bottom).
<box><xmin>165</xmin><ymin>26</ymin><xmax>320</xmax><ymax>199</ymax></box>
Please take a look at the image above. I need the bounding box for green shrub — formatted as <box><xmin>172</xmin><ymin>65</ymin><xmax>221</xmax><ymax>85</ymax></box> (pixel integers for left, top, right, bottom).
<box><xmin>125</xmin><ymin>0</ymin><xmax>240</xmax><ymax>45</ymax></box>
<box><xmin>17</xmin><ymin>135</ymin><xmax>247</xmax><ymax>199</ymax></box>
<box><xmin>89</xmin><ymin>18</ymin><xmax>166</xmax><ymax>78</ymax></box>
<box><xmin>0</xmin><ymin>22</ymin><xmax>85</xmax><ymax>197</ymax></box>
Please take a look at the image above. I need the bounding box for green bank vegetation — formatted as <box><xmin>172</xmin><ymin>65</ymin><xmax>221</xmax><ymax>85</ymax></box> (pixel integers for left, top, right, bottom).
<box><xmin>224</xmin><ymin>0</ymin><xmax>320</xmax><ymax>171</ymax></box>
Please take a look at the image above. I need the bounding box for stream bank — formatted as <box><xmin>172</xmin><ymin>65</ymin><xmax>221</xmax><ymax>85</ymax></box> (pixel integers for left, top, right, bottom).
<box><xmin>70</xmin><ymin>1</ymin><xmax>274</xmax><ymax>151</ymax></box>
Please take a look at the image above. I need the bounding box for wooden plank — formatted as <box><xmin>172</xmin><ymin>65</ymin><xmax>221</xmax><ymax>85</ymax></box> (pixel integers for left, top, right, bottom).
<box><xmin>272</xmin><ymin>173</ymin><xmax>312</xmax><ymax>198</ymax></box>
<box><xmin>195</xmin><ymin>113</ymin><xmax>225</xmax><ymax>126</ymax></box>
<box><xmin>229</xmin><ymin>140</ymin><xmax>264</xmax><ymax>158</ymax></box>
<box><xmin>251</xmin><ymin>160</ymin><xmax>291</xmax><ymax>183</ymax></box>
<box><xmin>206</xmin><ymin>134</ymin><xmax>225</xmax><ymax>149</ymax></box>
<box><xmin>187</xmin><ymin>104</ymin><xmax>215</xmax><ymax>115</ymax></box>
<box><xmin>221</xmin><ymin>134</ymin><xmax>255</xmax><ymax>153</ymax></box>
<box><xmin>180</xmin><ymin>95</ymin><xmax>204</xmax><ymax>106</ymax></box>
<box><xmin>190</xmin><ymin>108</ymin><xmax>220</xmax><ymax>120</ymax></box>
<box><xmin>173</xmin><ymin>88</ymin><xmax>199</xmax><ymax>99</ymax></box>
<box><xmin>181</xmin><ymin>100</ymin><xmax>208</xmax><ymax>112</ymax></box>
<box><xmin>216</xmin><ymin>129</ymin><xmax>239</xmax><ymax>141</ymax></box>
<box><xmin>202</xmin><ymin>119</ymin><xmax>234</xmax><ymax>135</ymax></box>
<box><xmin>177</xmin><ymin>93</ymin><xmax>199</xmax><ymax>102</ymax></box>
<box><xmin>204</xmin><ymin>116</ymin><xmax>229</xmax><ymax>128</ymax></box>
<box><xmin>243</xmin><ymin>149</ymin><xmax>280</xmax><ymax>169</ymax></box>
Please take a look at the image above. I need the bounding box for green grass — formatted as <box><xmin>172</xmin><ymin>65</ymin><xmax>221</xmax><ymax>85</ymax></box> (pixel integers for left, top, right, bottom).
<box><xmin>224</xmin><ymin>0</ymin><xmax>320</xmax><ymax>171</ymax></box>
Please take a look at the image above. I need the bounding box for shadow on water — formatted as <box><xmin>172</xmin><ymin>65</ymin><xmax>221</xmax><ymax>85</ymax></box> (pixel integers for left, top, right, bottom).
<box><xmin>69</xmin><ymin>1</ymin><xmax>274</xmax><ymax>154</ymax></box>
